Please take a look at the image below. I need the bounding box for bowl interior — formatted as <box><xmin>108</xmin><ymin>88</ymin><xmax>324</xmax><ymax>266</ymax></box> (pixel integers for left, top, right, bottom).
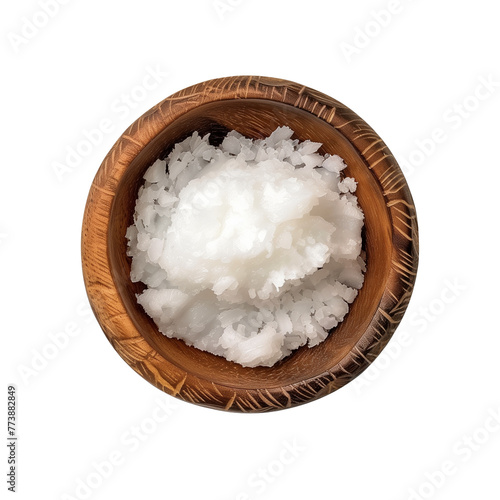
<box><xmin>108</xmin><ymin>98</ymin><xmax>392</xmax><ymax>389</ymax></box>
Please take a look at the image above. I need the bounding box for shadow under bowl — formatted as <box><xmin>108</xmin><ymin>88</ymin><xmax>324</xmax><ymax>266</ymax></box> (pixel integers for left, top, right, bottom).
<box><xmin>82</xmin><ymin>76</ymin><xmax>418</xmax><ymax>412</ymax></box>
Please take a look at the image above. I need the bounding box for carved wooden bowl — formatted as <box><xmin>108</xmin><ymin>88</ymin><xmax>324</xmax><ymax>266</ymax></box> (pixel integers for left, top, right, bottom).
<box><xmin>82</xmin><ymin>76</ymin><xmax>418</xmax><ymax>412</ymax></box>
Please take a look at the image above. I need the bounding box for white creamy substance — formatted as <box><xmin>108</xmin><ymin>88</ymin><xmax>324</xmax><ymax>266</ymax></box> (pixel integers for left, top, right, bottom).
<box><xmin>126</xmin><ymin>127</ymin><xmax>365</xmax><ymax>367</ymax></box>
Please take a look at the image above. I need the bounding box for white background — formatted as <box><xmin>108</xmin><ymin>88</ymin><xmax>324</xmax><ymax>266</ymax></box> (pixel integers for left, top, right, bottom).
<box><xmin>2</xmin><ymin>1</ymin><xmax>499</xmax><ymax>499</ymax></box>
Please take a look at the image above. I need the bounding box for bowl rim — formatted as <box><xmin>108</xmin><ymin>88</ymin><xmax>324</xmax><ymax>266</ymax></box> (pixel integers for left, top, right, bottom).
<box><xmin>82</xmin><ymin>75</ymin><xmax>418</xmax><ymax>412</ymax></box>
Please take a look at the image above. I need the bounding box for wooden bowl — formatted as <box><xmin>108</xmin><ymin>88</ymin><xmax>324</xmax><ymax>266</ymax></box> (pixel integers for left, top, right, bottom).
<box><xmin>82</xmin><ymin>76</ymin><xmax>418</xmax><ymax>412</ymax></box>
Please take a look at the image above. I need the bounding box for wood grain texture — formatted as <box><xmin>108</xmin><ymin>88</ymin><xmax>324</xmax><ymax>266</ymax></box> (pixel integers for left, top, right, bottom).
<box><xmin>82</xmin><ymin>76</ymin><xmax>418</xmax><ymax>412</ymax></box>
